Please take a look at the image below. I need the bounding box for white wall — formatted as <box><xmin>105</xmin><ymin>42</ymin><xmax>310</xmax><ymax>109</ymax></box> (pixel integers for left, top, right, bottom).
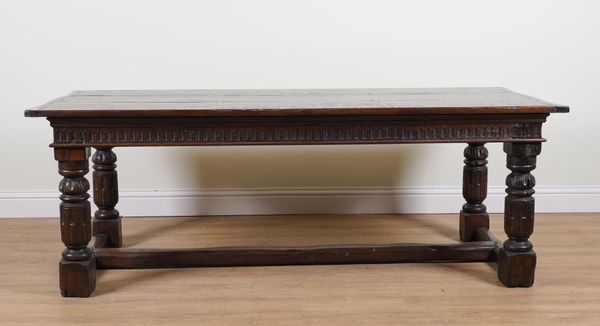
<box><xmin>1</xmin><ymin>1</ymin><xmax>599</xmax><ymax>216</ymax></box>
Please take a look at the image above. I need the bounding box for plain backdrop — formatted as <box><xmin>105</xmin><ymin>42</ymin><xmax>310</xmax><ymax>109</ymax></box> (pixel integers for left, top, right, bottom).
<box><xmin>1</xmin><ymin>1</ymin><xmax>598</xmax><ymax>204</ymax></box>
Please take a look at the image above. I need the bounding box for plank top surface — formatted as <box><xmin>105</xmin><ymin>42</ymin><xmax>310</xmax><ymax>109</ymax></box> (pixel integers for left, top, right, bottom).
<box><xmin>25</xmin><ymin>87</ymin><xmax>568</xmax><ymax>118</ymax></box>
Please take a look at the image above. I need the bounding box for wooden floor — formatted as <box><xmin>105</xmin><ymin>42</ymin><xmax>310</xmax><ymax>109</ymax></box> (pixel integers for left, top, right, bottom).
<box><xmin>1</xmin><ymin>213</ymin><xmax>599</xmax><ymax>325</ymax></box>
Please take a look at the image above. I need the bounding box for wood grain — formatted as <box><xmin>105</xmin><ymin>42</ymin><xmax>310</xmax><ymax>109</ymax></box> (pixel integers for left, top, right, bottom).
<box><xmin>94</xmin><ymin>241</ymin><xmax>496</xmax><ymax>269</ymax></box>
<box><xmin>24</xmin><ymin>88</ymin><xmax>568</xmax><ymax>117</ymax></box>
<box><xmin>1</xmin><ymin>213</ymin><xmax>599</xmax><ymax>325</ymax></box>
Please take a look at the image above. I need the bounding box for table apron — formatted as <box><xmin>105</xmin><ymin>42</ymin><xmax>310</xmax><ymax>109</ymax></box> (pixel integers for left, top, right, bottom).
<box><xmin>48</xmin><ymin>114</ymin><xmax>548</xmax><ymax>147</ymax></box>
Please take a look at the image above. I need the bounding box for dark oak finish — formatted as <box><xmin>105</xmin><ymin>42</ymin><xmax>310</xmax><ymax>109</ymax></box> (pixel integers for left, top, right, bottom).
<box><xmin>24</xmin><ymin>88</ymin><xmax>568</xmax><ymax>118</ymax></box>
<box><xmin>459</xmin><ymin>143</ymin><xmax>490</xmax><ymax>241</ymax></box>
<box><xmin>92</xmin><ymin>148</ymin><xmax>122</xmax><ymax>248</ymax></box>
<box><xmin>46</xmin><ymin>114</ymin><xmax>550</xmax><ymax>147</ymax></box>
<box><xmin>94</xmin><ymin>240</ymin><xmax>497</xmax><ymax>269</ymax></box>
<box><xmin>56</xmin><ymin>147</ymin><xmax>96</xmax><ymax>297</ymax></box>
<box><xmin>24</xmin><ymin>88</ymin><xmax>568</xmax><ymax>297</ymax></box>
<box><xmin>498</xmin><ymin>142</ymin><xmax>541</xmax><ymax>287</ymax></box>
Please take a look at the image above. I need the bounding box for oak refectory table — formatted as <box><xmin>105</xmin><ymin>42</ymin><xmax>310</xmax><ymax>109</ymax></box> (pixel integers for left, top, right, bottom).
<box><xmin>24</xmin><ymin>87</ymin><xmax>568</xmax><ymax>297</ymax></box>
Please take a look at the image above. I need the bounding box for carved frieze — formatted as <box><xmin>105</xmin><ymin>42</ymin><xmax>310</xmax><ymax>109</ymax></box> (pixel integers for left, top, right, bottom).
<box><xmin>50</xmin><ymin>117</ymin><xmax>545</xmax><ymax>146</ymax></box>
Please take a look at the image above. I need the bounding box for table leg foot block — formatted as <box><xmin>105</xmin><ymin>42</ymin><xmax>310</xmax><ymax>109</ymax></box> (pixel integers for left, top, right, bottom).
<box><xmin>59</xmin><ymin>258</ymin><xmax>96</xmax><ymax>297</ymax></box>
<box><xmin>93</xmin><ymin>219</ymin><xmax>122</xmax><ymax>248</ymax></box>
<box><xmin>497</xmin><ymin>248</ymin><xmax>536</xmax><ymax>287</ymax></box>
<box><xmin>459</xmin><ymin>211</ymin><xmax>489</xmax><ymax>242</ymax></box>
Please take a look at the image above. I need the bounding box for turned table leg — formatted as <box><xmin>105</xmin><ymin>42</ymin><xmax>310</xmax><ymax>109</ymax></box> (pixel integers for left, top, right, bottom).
<box><xmin>460</xmin><ymin>143</ymin><xmax>489</xmax><ymax>241</ymax></box>
<box><xmin>498</xmin><ymin>142</ymin><xmax>541</xmax><ymax>287</ymax></box>
<box><xmin>55</xmin><ymin>148</ymin><xmax>96</xmax><ymax>297</ymax></box>
<box><xmin>92</xmin><ymin>148</ymin><xmax>122</xmax><ymax>248</ymax></box>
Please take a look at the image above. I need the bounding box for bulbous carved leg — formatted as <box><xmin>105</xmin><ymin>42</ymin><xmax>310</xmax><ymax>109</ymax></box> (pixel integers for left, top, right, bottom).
<box><xmin>498</xmin><ymin>142</ymin><xmax>541</xmax><ymax>287</ymax></box>
<box><xmin>55</xmin><ymin>148</ymin><xmax>96</xmax><ymax>297</ymax></box>
<box><xmin>459</xmin><ymin>143</ymin><xmax>489</xmax><ymax>241</ymax></box>
<box><xmin>92</xmin><ymin>148</ymin><xmax>122</xmax><ymax>248</ymax></box>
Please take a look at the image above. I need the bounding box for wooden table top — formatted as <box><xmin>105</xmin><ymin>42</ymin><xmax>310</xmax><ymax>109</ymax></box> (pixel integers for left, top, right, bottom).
<box><xmin>25</xmin><ymin>87</ymin><xmax>568</xmax><ymax>118</ymax></box>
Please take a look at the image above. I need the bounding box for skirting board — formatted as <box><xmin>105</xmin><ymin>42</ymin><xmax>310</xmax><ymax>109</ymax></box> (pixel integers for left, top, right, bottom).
<box><xmin>1</xmin><ymin>186</ymin><xmax>599</xmax><ymax>218</ymax></box>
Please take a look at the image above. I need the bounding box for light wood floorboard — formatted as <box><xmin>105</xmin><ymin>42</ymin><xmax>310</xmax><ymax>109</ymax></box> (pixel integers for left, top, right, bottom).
<box><xmin>1</xmin><ymin>213</ymin><xmax>599</xmax><ymax>325</ymax></box>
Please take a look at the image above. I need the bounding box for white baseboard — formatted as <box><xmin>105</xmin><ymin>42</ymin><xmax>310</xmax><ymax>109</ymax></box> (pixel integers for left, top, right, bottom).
<box><xmin>1</xmin><ymin>186</ymin><xmax>599</xmax><ymax>218</ymax></box>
